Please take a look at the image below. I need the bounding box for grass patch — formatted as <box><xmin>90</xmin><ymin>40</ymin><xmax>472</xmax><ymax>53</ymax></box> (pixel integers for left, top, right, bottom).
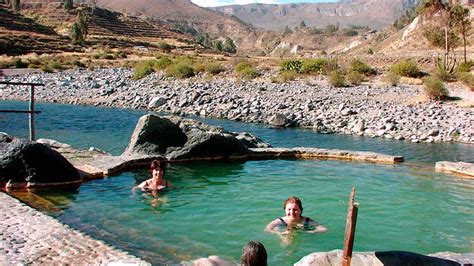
<box><xmin>132</xmin><ymin>60</ymin><xmax>155</xmax><ymax>80</ymax></box>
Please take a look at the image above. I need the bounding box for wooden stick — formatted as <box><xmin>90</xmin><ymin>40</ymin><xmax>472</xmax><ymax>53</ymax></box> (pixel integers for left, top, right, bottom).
<box><xmin>29</xmin><ymin>85</ymin><xmax>35</xmax><ymax>141</ymax></box>
<box><xmin>342</xmin><ymin>187</ymin><xmax>359</xmax><ymax>266</ymax></box>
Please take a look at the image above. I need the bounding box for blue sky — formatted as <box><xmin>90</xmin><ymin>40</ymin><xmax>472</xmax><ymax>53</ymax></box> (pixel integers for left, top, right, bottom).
<box><xmin>191</xmin><ymin>0</ymin><xmax>340</xmax><ymax>7</ymax></box>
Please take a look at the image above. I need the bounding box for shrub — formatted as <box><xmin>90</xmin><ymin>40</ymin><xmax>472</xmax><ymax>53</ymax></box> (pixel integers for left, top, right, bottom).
<box><xmin>133</xmin><ymin>60</ymin><xmax>155</xmax><ymax>80</ymax></box>
<box><xmin>14</xmin><ymin>59</ymin><xmax>28</xmax><ymax>68</ymax></box>
<box><xmin>0</xmin><ymin>60</ymin><xmax>13</xmax><ymax>68</ymax></box>
<box><xmin>277</xmin><ymin>71</ymin><xmax>297</xmax><ymax>83</ymax></box>
<box><xmin>153</xmin><ymin>57</ymin><xmax>172</xmax><ymax>70</ymax></box>
<box><xmin>158</xmin><ymin>42</ymin><xmax>173</xmax><ymax>53</ymax></box>
<box><xmin>301</xmin><ymin>58</ymin><xmax>339</xmax><ymax>75</ymax></box>
<box><xmin>280</xmin><ymin>59</ymin><xmax>302</xmax><ymax>73</ymax></box>
<box><xmin>50</xmin><ymin>61</ymin><xmax>63</xmax><ymax>70</ymax></box>
<box><xmin>384</xmin><ymin>72</ymin><xmax>401</xmax><ymax>86</ymax></box>
<box><xmin>350</xmin><ymin>59</ymin><xmax>376</xmax><ymax>76</ymax></box>
<box><xmin>391</xmin><ymin>59</ymin><xmax>422</xmax><ymax>78</ymax></box>
<box><xmin>301</xmin><ymin>58</ymin><xmax>326</xmax><ymax>74</ymax></box>
<box><xmin>204</xmin><ymin>62</ymin><xmax>225</xmax><ymax>75</ymax></box>
<box><xmin>234</xmin><ymin>61</ymin><xmax>252</xmax><ymax>73</ymax></box>
<box><xmin>433</xmin><ymin>66</ymin><xmax>454</xmax><ymax>82</ymax></box>
<box><xmin>366</xmin><ymin>48</ymin><xmax>374</xmax><ymax>55</ymax></box>
<box><xmin>40</xmin><ymin>64</ymin><xmax>53</xmax><ymax>73</ymax></box>
<box><xmin>423</xmin><ymin>77</ymin><xmax>449</xmax><ymax>100</ymax></box>
<box><xmin>328</xmin><ymin>71</ymin><xmax>346</xmax><ymax>87</ymax></box>
<box><xmin>238</xmin><ymin>67</ymin><xmax>259</xmax><ymax>80</ymax></box>
<box><xmin>166</xmin><ymin>63</ymin><xmax>195</xmax><ymax>79</ymax></box>
<box><xmin>347</xmin><ymin>71</ymin><xmax>364</xmax><ymax>86</ymax></box>
<box><xmin>458</xmin><ymin>61</ymin><xmax>473</xmax><ymax>73</ymax></box>
<box><xmin>71</xmin><ymin>60</ymin><xmax>85</xmax><ymax>68</ymax></box>
<box><xmin>457</xmin><ymin>72</ymin><xmax>474</xmax><ymax>91</ymax></box>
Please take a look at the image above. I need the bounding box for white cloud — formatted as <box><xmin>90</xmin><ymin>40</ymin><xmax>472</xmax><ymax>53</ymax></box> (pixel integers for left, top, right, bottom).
<box><xmin>192</xmin><ymin>0</ymin><xmax>278</xmax><ymax>7</ymax></box>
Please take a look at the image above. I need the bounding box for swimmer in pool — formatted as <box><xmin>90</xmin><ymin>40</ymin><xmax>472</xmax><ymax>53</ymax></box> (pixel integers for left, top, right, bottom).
<box><xmin>266</xmin><ymin>196</ymin><xmax>327</xmax><ymax>234</ymax></box>
<box><xmin>136</xmin><ymin>160</ymin><xmax>172</xmax><ymax>192</ymax></box>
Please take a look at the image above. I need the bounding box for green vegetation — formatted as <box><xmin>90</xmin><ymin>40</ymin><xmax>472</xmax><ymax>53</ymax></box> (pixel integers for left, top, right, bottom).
<box><xmin>154</xmin><ymin>56</ymin><xmax>172</xmax><ymax>70</ymax></box>
<box><xmin>342</xmin><ymin>28</ymin><xmax>358</xmax><ymax>37</ymax></box>
<box><xmin>328</xmin><ymin>71</ymin><xmax>346</xmax><ymax>87</ymax></box>
<box><xmin>271</xmin><ymin>71</ymin><xmax>297</xmax><ymax>83</ymax></box>
<box><xmin>132</xmin><ymin>60</ymin><xmax>155</xmax><ymax>80</ymax></box>
<box><xmin>166</xmin><ymin>63</ymin><xmax>195</xmax><ymax>79</ymax></box>
<box><xmin>423</xmin><ymin>76</ymin><xmax>449</xmax><ymax>100</ymax></box>
<box><xmin>384</xmin><ymin>72</ymin><xmax>401</xmax><ymax>86</ymax></box>
<box><xmin>40</xmin><ymin>64</ymin><xmax>54</xmax><ymax>73</ymax></box>
<box><xmin>235</xmin><ymin>61</ymin><xmax>252</xmax><ymax>73</ymax></box>
<box><xmin>237</xmin><ymin>67</ymin><xmax>259</xmax><ymax>80</ymax></box>
<box><xmin>280</xmin><ymin>60</ymin><xmax>302</xmax><ymax>73</ymax></box>
<box><xmin>64</xmin><ymin>0</ymin><xmax>73</xmax><ymax>10</ymax></box>
<box><xmin>301</xmin><ymin>58</ymin><xmax>338</xmax><ymax>75</ymax></box>
<box><xmin>347</xmin><ymin>71</ymin><xmax>364</xmax><ymax>86</ymax></box>
<box><xmin>158</xmin><ymin>42</ymin><xmax>173</xmax><ymax>53</ymax></box>
<box><xmin>349</xmin><ymin>59</ymin><xmax>376</xmax><ymax>76</ymax></box>
<box><xmin>457</xmin><ymin>72</ymin><xmax>474</xmax><ymax>91</ymax></box>
<box><xmin>70</xmin><ymin>10</ymin><xmax>88</xmax><ymax>45</ymax></box>
<box><xmin>391</xmin><ymin>59</ymin><xmax>422</xmax><ymax>78</ymax></box>
<box><xmin>222</xmin><ymin>37</ymin><xmax>237</xmax><ymax>54</ymax></box>
<box><xmin>204</xmin><ymin>62</ymin><xmax>225</xmax><ymax>75</ymax></box>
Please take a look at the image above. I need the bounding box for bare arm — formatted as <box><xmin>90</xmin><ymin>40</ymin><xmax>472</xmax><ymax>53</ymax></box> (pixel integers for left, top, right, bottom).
<box><xmin>306</xmin><ymin>219</ymin><xmax>328</xmax><ymax>233</ymax></box>
<box><xmin>265</xmin><ymin>218</ymin><xmax>283</xmax><ymax>232</ymax></box>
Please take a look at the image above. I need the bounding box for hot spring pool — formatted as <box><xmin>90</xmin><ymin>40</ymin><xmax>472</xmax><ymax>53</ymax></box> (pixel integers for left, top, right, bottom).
<box><xmin>1</xmin><ymin>100</ymin><xmax>473</xmax><ymax>264</ymax></box>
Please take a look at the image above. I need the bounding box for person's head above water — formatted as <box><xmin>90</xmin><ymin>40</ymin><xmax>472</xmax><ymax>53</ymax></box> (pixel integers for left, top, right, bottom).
<box><xmin>241</xmin><ymin>240</ymin><xmax>267</xmax><ymax>266</ymax></box>
<box><xmin>150</xmin><ymin>159</ymin><xmax>163</xmax><ymax>177</ymax></box>
<box><xmin>283</xmin><ymin>197</ymin><xmax>304</xmax><ymax>222</ymax></box>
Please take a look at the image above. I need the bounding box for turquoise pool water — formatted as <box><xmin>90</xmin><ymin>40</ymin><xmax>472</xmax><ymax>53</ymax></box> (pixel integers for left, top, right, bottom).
<box><xmin>1</xmin><ymin>100</ymin><xmax>473</xmax><ymax>264</ymax></box>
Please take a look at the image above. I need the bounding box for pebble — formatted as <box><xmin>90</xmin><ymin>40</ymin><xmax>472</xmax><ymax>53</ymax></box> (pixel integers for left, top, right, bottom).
<box><xmin>0</xmin><ymin>192</ymin><xmax>149</xmax><ymax>265</ymax></box>
<box><xmin>1</xmin><ymin>68</ymin><xmax>472</xmax><ymax>144</ymax></box>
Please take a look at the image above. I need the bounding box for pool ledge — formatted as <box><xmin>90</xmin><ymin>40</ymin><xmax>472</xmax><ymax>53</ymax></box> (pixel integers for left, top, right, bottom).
<box><xmin>435</xmin><ymin>161</ymin><xmax>474</xmax><ymax>179</ymax></box>
<box><xmin>52</xmin><ymin>145</ymin><xmax>404</xmax><ymax>180</ymax></box>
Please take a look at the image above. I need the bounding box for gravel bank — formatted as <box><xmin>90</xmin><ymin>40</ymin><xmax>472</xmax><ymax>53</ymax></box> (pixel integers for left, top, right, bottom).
<box><xmin>1</xmin><ymin>68</ymin><xmax>472</xmax><ymax>144</ymax></box>
<box><xmin>0</xmin><ymin>192</ymin><xmax>148</xmax><ymax>265</ymax></box>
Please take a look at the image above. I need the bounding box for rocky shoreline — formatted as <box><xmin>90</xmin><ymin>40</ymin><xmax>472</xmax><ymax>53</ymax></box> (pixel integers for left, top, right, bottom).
<box><xmin>1</xmin><ymin>68</ymin><xmax>472</xmax><ymax>144</ymax></box>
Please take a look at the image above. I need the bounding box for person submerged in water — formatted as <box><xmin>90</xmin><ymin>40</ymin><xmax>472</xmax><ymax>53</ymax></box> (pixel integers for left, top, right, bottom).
<box><xmin>136</xmin><ymin>160</ymin><xmax>172</xmax><ymax>192</ymax></box>
<box><xmin>266</xmin><ymin>196</ymin><xmax>327</xmax><ymax>234</ymax></box>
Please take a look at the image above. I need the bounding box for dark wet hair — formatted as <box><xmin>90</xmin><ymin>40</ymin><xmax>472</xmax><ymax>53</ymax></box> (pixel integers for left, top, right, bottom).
<box><xmin>283</xmin><ymin>197</ymin><xmax>303</xmax><ymax>213</ymax></box>
<box><xmin>150</xmin><ymin>160</ymin><xmax>163</xmax><ymax>177</ymax></box>
<box><xmin>241</xmin><ymin>240</ymin><xmax>267</xmax><ymax>266</ymax></box>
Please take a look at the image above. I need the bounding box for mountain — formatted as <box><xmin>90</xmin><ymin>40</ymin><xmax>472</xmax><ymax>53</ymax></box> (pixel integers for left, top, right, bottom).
<box><xmin>93</xmin><ymin>0</ymin><xmax>254</xmax><ymax>38</ymax></box>
<box><xmin>212</xmin><ymin>0</ymin><xmax>420</xmax><ymax>31</ymax></box>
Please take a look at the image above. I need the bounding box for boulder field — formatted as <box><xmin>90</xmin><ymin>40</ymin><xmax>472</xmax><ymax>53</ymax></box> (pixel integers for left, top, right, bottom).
<box><xmin>1</xmin><ymin>68</ymin><xmax>472</xmax><ymax>144</ymax></box>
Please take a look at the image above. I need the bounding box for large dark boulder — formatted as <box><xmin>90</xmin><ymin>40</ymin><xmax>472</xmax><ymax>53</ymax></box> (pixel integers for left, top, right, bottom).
<box><xmin>0</xmin><ymin>135</ymin><xmax>81</xmax><ymax>188</ymax></box>
<box><xmin>124</xmin><ymin>115</ymin><xmax>188</xmax><ymax>155</ymax></box>
<box><xmin>123</xmin><ymin>115</ymin><xmax>271</xmax><ymax>160</ymax></box>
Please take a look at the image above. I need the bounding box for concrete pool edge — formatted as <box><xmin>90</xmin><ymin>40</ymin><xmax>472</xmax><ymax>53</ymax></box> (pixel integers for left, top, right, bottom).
<box><xmin>0</xmin><ymin>192</ymin><xmax>149</xmax><ymax>265</ymax></box>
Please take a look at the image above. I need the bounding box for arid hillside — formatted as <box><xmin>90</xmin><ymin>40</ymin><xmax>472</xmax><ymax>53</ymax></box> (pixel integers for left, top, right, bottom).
<box><xmin>94</xmin><ymin>0</ymin><xmax>254</xmax><ymax>40</ymax></box>
<box><xmin>213</xmin><ymin>0</ymin><xmax>420</xmax><ymax>31</ymax></box>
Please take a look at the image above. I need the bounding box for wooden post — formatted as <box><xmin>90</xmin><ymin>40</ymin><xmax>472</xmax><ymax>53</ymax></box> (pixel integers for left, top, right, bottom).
<box><xmin>342</xmin><ymin>187</ymin><xmax>359</xmax><ymax>266</ymax></box>
<box><xmin>29</xmin><ymin>85</ymin><xmax>35</xmax><ymax>141</ymax></box>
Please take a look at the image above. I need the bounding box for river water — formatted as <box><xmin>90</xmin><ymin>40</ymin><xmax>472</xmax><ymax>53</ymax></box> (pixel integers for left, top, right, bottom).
<box><xmin>1</xmin><ymin>100</ymin><xmax>473</xmax><ymax>264</ymax></box>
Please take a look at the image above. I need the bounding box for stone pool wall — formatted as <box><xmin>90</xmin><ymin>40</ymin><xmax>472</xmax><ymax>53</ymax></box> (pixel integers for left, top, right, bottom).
<box><xmin>0</xmin><ymin>192</ymin><xmax>149</xmax><ymax>265</ymax></box>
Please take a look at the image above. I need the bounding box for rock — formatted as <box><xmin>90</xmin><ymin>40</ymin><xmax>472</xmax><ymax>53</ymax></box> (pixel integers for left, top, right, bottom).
<box><xmin>124</xmin><ymin>115</ymin><xmax>187</xmax><ymax>156</ymax></box>
<box><xmin>428</xmin><ymin>129</ymin><xmax>440</xmax><ymax>137</ymax></box>
<box><xmin>37</xmin><ymin>138</ymin><xmax>72</xmax><ymax>149</ymax></box>
<box><xmin>0</xmin><ymin>137</ymin><xmax>81</xmax><ymax>189</ymax></box>
<box><xmin>268</xmin><ymin>113</ymin><xmax>295</xmax><ymax>127</ymax></box>
<box><xmin>435</xmin><ymin>161</ymin><xmax>474</xmax><ymax>178</ymax></box>
<box><xmin>124</xmin><ymin>115</ymin><xmax>267</xmax><ymax>160</ymax></box>
<box><xmin>148</xmin><ymin>97</ymin><xmax>167</xmax><ymax>108</ymax></box>
<box><xmin>295</xmin><ymin>250</ymin><xmax>466</xmax><ymax>266</ymax></box>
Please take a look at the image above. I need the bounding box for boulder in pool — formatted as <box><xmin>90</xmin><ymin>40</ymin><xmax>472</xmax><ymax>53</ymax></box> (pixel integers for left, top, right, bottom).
<box><xmin>295</xmin><ymin>249</ymin><xmax>469</xmax><ymax>266</ymax></box>
<box><xmin>123</xmin><ymin>114</ymin><xmax>271</xmax><ymax>160</ymax></box>
<box><xmin>0</xmin><ymin>134</ymin><xmax>81</xmax><ymax>189</ymax></box>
